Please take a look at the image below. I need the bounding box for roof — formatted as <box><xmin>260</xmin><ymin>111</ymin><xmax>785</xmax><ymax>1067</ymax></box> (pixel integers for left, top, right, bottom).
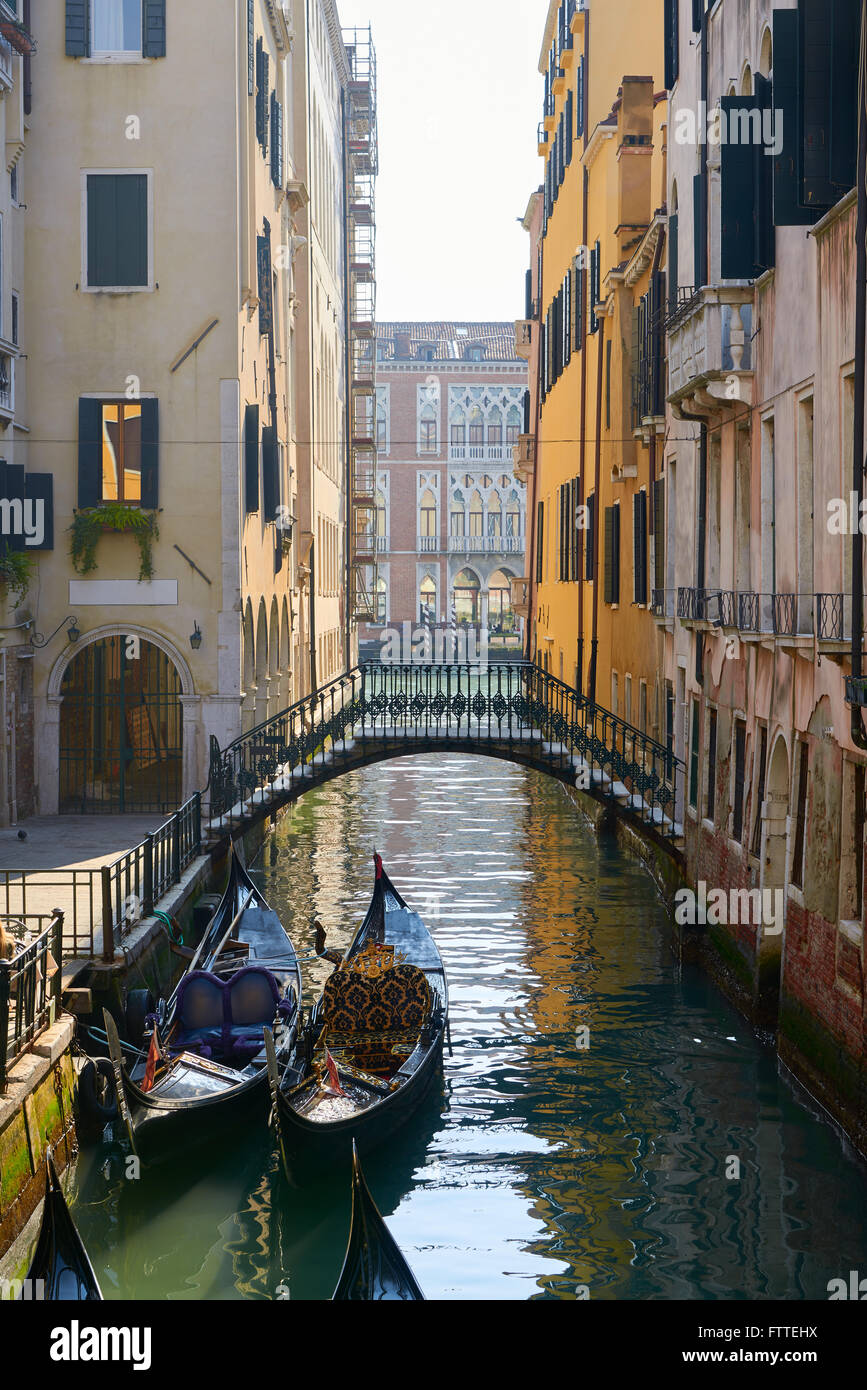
<box><xmin>376</xmin><ymin>322</ymin><xmax>520</xmax><ymax>363</ymax></box>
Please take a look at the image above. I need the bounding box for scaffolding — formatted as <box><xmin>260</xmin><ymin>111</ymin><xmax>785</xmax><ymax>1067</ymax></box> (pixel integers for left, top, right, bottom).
<box><xmin>343</xmin><ymin>26</ymin><xmax>379</xmax><ymax>624</ymax></box>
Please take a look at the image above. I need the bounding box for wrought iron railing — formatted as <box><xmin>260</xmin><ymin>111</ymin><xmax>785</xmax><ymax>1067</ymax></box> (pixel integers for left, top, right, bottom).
<box><xmin>737</xmin><ymin>592</ymin><xmax>759</xmax><ymax>631</ymax></box>
<box><xmin>207</xmin><ymin>663</ymin><xmax>684</xmax><ymax>842</ymax></box>
<box><xmin>772</xmin><ymin>593</ymin><xmax>797</xmax><ymax>636</ymax></box>
<box><xmin>817</xmin><ymin>592</ymin><xmax>844</xmax><ymax>641</ymax></box>
<box><xmin>0</xmin><ymin>911</ymin><xmax>63</xmax><ymax>1092</ymax></box>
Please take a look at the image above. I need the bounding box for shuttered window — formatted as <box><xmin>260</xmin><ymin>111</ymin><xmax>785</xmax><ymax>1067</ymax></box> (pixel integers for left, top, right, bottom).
<box><xmin>720</xmin><ymin>98</ymin><xmax>761</xmax><ymax>279</ymax></box>
<box><xmin>77</xmin><ymin>398</ymin><xmax>158</xmax><ymax>509</ymax></box>
<box><xmin>66</xmin><ymin>0</ymin><xmax>89</xmax><ymax>56</ymax></box>
<box><xmin>536</xmin><ymin>501</ymin><xmax>544</xmax><ymax>583</ymax></box>
<box><xmin>668</xmin><ymin>212</ymin><xmax>679</xmax><ymax>310</ymax></box>
<box><xmin>67</xmin><ymin>2</ymin><xmax>167</xmax><ymax>59</ymax></box>
<box><xmin>244</xmin><ymin>404</ymin><xmax>260</xmax><ymax>514</ymax></box>
<box><xmin>693</xmin><ymin>172</ymin><xmax>706</xmax><ymax>288</ymax></box>
<box><xmin>753</xmin><ymin>74</ymin><xmax>775</xmax><ymax>273</ymax></box>
<box><xmin>751</xmin><ymin>725</ymin><xmax>768</xmax><ymax>857</ymax></box>
<box><xmin>603</xmin><ymin>505</ymin><xmax>620</xmax><ymax>604</ymax></box>
<box><xmin>571</xmin><ymin>476</ymin><xmax>580</xmax><ymax>581</ymax></box>
<box><xmin>256</xmin><ymin>41</ymin><xmax>270</xmax><ymax>155</ymax></box>
<box><xmin>799</xmin><ymin>0</ymin><xmax>859</xmax><ymax>206</ymax></box>
<box><xmin>732</xmin><ymin>720</ymin><xmax>747</xmax><ymax>843</ymax></box>
<box><xmin>585</xmin><ymin>492</ymin><xmax>595</xmax><ymax>580</ymax></box>
<box><xmin>271</xmin><ymin>93</ymin><xmax>284</xmax><ymax>187</ymax></box>
<box><xmin>772</xmin><ymin>10</ymin><xmax>817</xmax><ymax>226</ymax></box>
<box><xmin>565</xmin><ymin>90</ymin><xmax>573</xmax><ymax>165</ymax></box>
<box><xmin>689</xmin><ymin>699</ymin><xmax>700</xmax><ymax>809</ymax></box>
<box><xmin>706</xmin><ymin>707</ymin><xmax>717</xmax><ymax>821</ymax></box>
<box><xmin>633</xmin><ymin>490</ymin><xmax>648</xmax><ymax>604</ymax></box>
<box><xmin>86</xmin><ymin>173</ymin><xmax>149</xmax><ymax>288</ymax></box>
<box><xmin>588</xmin><ymin>245</ymin><xmax>598</xmax><ymax>333</ymax></box>
<box><xmin>664</xmin><ymin>0</ymin><xmax>679</xmax><ymax>89</ymax></box>
<box><xmin>605</xmin><ymin>339</ymin><xmax>612</xmax><ymax>430</ymax></box>
<box><xmin>653</xmin><ymin>476</ymin><xmax>665</xmax><ymax>596</ymax></box>
<box><xmin>576</xmin><ymin>57</ymin><xmax>585</xmax><ymax>137</ymax></box>
<box><xmin>257</xmin><ymin>232</ymin><xmax>273</xmax><ymax>336</ymax></box>
<box><xmin>248</xmin><ymin>0</ymin><xmax>255</xmax><ymax>95</ymax></box>
<box><xmin>692</xmin><ymin>0</ymin><xmax>704</xmax><ymax>30</ymax></box>
<box><xmin>262</xmin><ymin>425</ymin><xmax>279</xmax><ymax>522</ymax></box>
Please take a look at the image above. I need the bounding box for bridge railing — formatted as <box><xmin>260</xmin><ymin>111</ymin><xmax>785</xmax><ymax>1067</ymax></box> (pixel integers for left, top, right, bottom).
<box><xmin>207</xmin><ymin>662</ymin><xmax>683</xmax><ymax>841</ymax></box>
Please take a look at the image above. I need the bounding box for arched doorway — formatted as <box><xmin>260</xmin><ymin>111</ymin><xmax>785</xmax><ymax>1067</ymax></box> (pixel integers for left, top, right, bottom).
<box><xmin>453</xmin><ymin>568</ymin><xmax>480</xmax><ymax>625</ymax></box>
<box><xmin>59</xmin><ymin>636</ymin><xmax>183</xmax><ymax>813</ymax></box>
<box><xmin>419</xmin><ymin>575</ymin><xmax>437</xmax><ymax>624</ymax></box>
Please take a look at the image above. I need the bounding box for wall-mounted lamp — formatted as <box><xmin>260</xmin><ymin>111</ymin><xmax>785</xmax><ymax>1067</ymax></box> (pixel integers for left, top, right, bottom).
<box><xmin>67</xmin><ymin>620</ymin><xmax>81</xmax><ymax>643</ymax></box>
<box><xmin>190</xmin><ymin>622</ymin><xmax>203</xmax><ymax>651</ymax></box>
<box><xmin>29</xmin><ymin>616</ymin><xmax>81</xmax><ymax>649</ymax></box>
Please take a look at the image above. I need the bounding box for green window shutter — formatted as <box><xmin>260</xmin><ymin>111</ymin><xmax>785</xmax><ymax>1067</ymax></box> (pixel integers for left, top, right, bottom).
<box><xmin>571</xmin><ymin>476</ymin><xmax>579</xmax><ymax>581</ymax></box>
<box><xmin>693</xmin><ymin>171</ymin><xmax>706</xmax><ymax>287</ymax></box>
<box><xmin>651</xmin><ymin>271</ymin><xmax>666</xmax><ymax>414</ymax></box>
<box><xmin>631</xmin><ymin>304</ymin><xmax>641</xmax><ymax>428</ymax></box>
<box><xmin>720</xmin><ymin>98</ymin><xmax>758</xmax><ymax>279</ymax></box>
<box><xmin>256</xmin><ymin>40</ymin><xmax>267</xmax><ymax>148</ymax></box>
<box><xmin>248</xmin><ymin>0</ymin><xmax>255</xmax><ymax>95</ymax></box>
<box><xmin>691</xmin><ymin>0</ymin><xmax>703</xmax><ymax>30</ymax></box>
<box><xmin>536</xmin><ymin>500</ymin><xmax>544</xmax><ymax>583</ymax></box>
<box><xmin>800</xmin><ymin>0</ymin><xmax>859</xmax><ymax>206</ymax></box>
<box><xmin>140</xmin><ymin>399</ymin><xmax>159</xmax><ymax>508</ymax></box>
<box><xmin>244</xmin><ymin>404</ymin><xmax>260</xmax><ymax>513</ymax></box>
<box><xmin>143</xmin><ymin>0</ymin><xmax>166</xmax><ymax>58</ymax></box>
<box><xmin>585</xmin><ymin>492</ymin><xmax>595</xmax><ymax>580</ymax></box>
<box><xmin>257</xmin><ymin>232</ymin><xmax>273</xmax><ymax>336</ymax></box>
<box><xmin>604</xmin><ymin>507</ymin><xmax>614</xmax><ymax>603</ymax></box>
<box><xmin>653</xmin><ymin>476</ymin><xmax>665</xmax><ymax>594</ymax></box>
<box><xmin>87</xmin><ymin>174</ymin><xmax>148</xmax><ymax>288</ymax></box>
<box><xmin>25</xmin><ymin>472</ymin><xmax>54</xmax><ymax>551</ymax></box>
<box><xmin>66</xmin><ymin>0</ymin><xmax>90</xmax><ymax>57</ymax></box>
<box><xmin>772</xmin><ymin>9</ymin><xmax>818</xmax><ymax>226</ymax></box>
<box><xmin>271</xmin><ymin>94</ymin><xmax>284</xmax><ymax>187</ymax></box>
<box><xmin>613</xmin><ymin>505</ymin><xmax>620</xmax><ymax>603</ymax></box>
<box><xmin>633</xmin><ymin>490</ymin><xmax>647</xmax><ymax>604</ymax></box>
<box><xmin>77</xmin><ymin>398</ymin><xmax>101</xmax><ymax>508</ymax></box>
<box><xmin>664</xmin><ymin>0</ymin><xmax>679</xmax><ymax>89</ymax></box>
<box><xmin>576</xmin><ymin>57</ymin><xmax>584</xmax><ymax>137</ymax></box>
<box><xmin>753</xmin><ymin>73</ymin><xmax>775</xmax><ymax>272</ymax></box>
<box><xmin>262</xmin><ymin>425</ymin><xmax>279</xmax><ymax>521</ymax></box>
<box><xmin>589</xmin><ymin>245</ymin><xmax>598</xmax><ymax>332</ymax></box>
<box><xmin>668</xmin><ymin>211</ymin><xmax>678</xmax><ymax>310</ymax></box>
<box><xmin>605</xmin><ymin>339</ymin><xmax>612</xmax><ymax>430</ymax></box>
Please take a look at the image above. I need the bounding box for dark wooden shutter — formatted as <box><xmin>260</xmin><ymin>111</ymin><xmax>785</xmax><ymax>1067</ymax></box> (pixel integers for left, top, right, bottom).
<box><xmin>143</xmin><ymin>0</ymin><xmax>166</xmax><ymax>58</ymax></box>
<box><xmin>800</xmin><ymin>0</ymin><xmax>859</xmax><ymax>206</ymax></box>
<box><xmin>87</xmin><ymin>174</ymin><xmax>148</xmax><ymax>288</ymax></box>
<box><xmin>77</xmin><ymin>398</ymin><xmax>101</xmax><ymax>508</ymax></box>
<box><xmin>140</xmin><ymin>399</ymin><xmax>159</xmax><ymax>508</ymax></box>
<box><xmin>633</xmin><ymin>490</ymin><xmax>647</xmax><ymax>604</ymax></box>
<box><xmin>257</xmin><ymin>234</ymin><xmax>273</xmax><ymax>336</ymax></box>
<box><xmin>692</xmin><ymin>171</ymin><xmax>706</xmax><ymax>287</ymax></box>
<box><xmin>631</xmin><ymin>304</ymin><xmax>641</xmax><ymax>428</ymax></box>
<box><xmin>3</xmin><ymin>464</ymin><xmax>25</xmax><ymax>553</ymax></box>
<box><xmin>720</xmin><ymin>98</ymin><xmax>758</xmax><ymax>279</ymax></box>
<box><xmin>604</xmin><ymin>506</ymin><xmax>615</xmax><ymax>603</ymax></box>
<box><xmin>522</xmin><ymin>388</ymin><xmax>531</xmax><ymax>434</ymax></box>
<box><xmin>262</xmin><ymin>425</ymin><xmax>279</xmax><ymax>521</ymax></box>
<box><xmin>576</xmin><ymin>57</ymin><xmax>585</xmax><ymax>137</ymax></box>
<box><xmin>653</xmin><ymin>476</ymin><xmax>665</xmax><ymax>594</ymax></box>
<box><xmin>271</xmin><ymin>94</ymin><xmax>284</xmax><ymax>187</ymax></box>
<box><xmin>753</xmin><ymin>73</ymin><xmax>775</xmax><ymax>272</ymax></box>
<box><xmin>664</xmin><ymin>0</ymin><xmax>679</xmax><ymax>89</ymax></box>
<box><xmin>24</xmin><ymin>472</ymin><xmax>54</xmax><ymax>551</ymax></box>
<box><xmin>585</xmin><ymin>492</ymin><xmax>595</xmax><ymax>580</ymax></box>
<box><xmin>668</xmin><ymin>211</ymin><xmax>678</xmax><ymax>310</ymax></box>
<box><xmin>773</xmin><ymin>9</ymin><xmax>818</xmax><ymax>226</ymax></box>
<box><xmin>571</xmin><ymin>476</ymin><xmax>580</xmax><ymax>580</ymax></box>
<box><xmin>589</xmin><ymin>245</ymin><xmax>598</xmax><ymax>332</ymax></box>
<box><xmin>605</xmin><ymin>339</ymin><xmax>612</xmax><ymax>430</ymax></box>
<box><xmin>536</xmin><ymin>501</ymin><xmax>544</xmax><ymax>582</ymax></box>
<box><xmin>733</xmin><ymin>721</ymin><xmax>746</xmax><ymax>841</ymax></box>
<box><xmin>525</xmin><ymin>268</ymin><xmax>533</xmax><ymax>319</ymax></box>
<box><xmin>651</xmin><ymin>271</ymin><xmax>666</xmax><ymax>414</ymax></box>
<box><xmin>248</xmin><ymin>0</ymin><xmax>255</xmax><ymax>95</ymax></box>
<box><xmin>566</xmin><ymin>90</ymin><xmax>573</xmax><ymax>164</ymax></box>
<box><xmin>244</xmin><ymin>404</ymin><xmax>260</xmax><ymax>513</ymax></box>
<box><xmin>66</xmin><ymin>0</ymin><xmax>90</xmax><ymax>57</ymax></box>
<box><xmin>256</xmin><ymin>40</ymin><xmax>268</xmax><ymax>151</ymax></box>
<box><xmin>692</xmin><ymin>0</ymin><xmax>703</xmax><ymax>30</ymax></box>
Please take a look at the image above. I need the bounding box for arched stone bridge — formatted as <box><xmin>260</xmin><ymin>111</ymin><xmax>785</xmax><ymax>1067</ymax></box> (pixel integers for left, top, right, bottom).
<box><xmin>206</xmin><ymin>662</ymin><xmax>684</xmax><ymax>851</ymax></box>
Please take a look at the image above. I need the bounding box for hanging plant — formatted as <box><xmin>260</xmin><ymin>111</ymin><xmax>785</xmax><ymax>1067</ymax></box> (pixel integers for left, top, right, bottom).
<box><xmin>0</xmin><ymin>19</ymin><xmax>36</xmax><ymax>56</ymax></box>
<box><xmin>70</xmin><ymin>505</ymin><xmax>160</xmax><ymax>582</ymax></box>
<box><xmin>0</xmin><ymin>547</ymin><xmax>33</xmax><ymax>604</ymax></box>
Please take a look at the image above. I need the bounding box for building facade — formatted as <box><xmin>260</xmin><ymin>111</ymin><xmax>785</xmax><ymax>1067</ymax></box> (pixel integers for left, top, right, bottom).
<box><xmin>365</xmin><ymin>322</ymin><xmax>527</xmax><ymax>645</ymax></box>
<box><xmin>526</xmin><ymin>0</ymin><xmax>667</xmax><ymax>728</ymax></box>
<box><xmin>0</xmin><ymin>0</ymin><xmax>372</xmax><ymax>822</ymax></box>
<box><xmin>663</xmin><ymin>0</ymin><xmax>863</xmax><ymax>1129</ymax></box>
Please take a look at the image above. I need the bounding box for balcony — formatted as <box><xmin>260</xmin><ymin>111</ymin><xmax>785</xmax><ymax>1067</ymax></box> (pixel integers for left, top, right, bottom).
<box><xmin>513</xmin><ymin>434</ymin><xmax>535</xmax><ymax>484</ymax></box>
<box><xmin>676</xmin><ymin>588</ymin><xmax>759</xmax><ymax>632</ymax></box>
<box><xmin>651</xmin><ymin>588</ymin><xmax>674</xmax><ymax>620</ymax></box>
<box><xmin>374</xmin><ymin>534</ymin><xmax>389</xmax><ymax>553</ymax></box>
<box><xmin>537</xmin><ymin>122</ymin><xmax>548</xmax><ymax>156</ymax></box>
<box><xmin>667</xmin><ymin>286</ymin><xmax>755</xmax><ymax>419</ymax></box>
<box><xmin>514</xmin><ymin>319</ymin><xmax>533</xmax><ymax>360</ymax></box>
<box><xmin>448</xmin><ymin>443</ymin><xmax>512</xmax><ymax>464</ymax></box>
<box><xmin>417</xmin><ymin>536</ymin><xmax>439</xmax><ymax>552</ymax></box>
<box><xmin>448</xmin><ymin>535</ymin><xmax>524</xmax><ymax>556</ymax></box>
<box><xmin>510</xmin><ymin>576</ymin><xmax>530</xmax><ymax>619</ymax></box>
<box><xmin>0</xmin><ymin>352</ymin><xmax>15</xmax><ymax>417</ymax></box>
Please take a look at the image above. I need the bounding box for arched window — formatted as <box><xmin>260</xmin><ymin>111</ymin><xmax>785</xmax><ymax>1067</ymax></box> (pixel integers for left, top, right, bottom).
<box><xmin>450</xmin><ymin>490</ymin><xmax>466</xmax><ymax>537</ymax></box>
<box><xmin>419</xmin><ymin>487</ymin><xmax>437</xmax><ymax>540</ymax></box>
<box><xmin>420</xmin><ymin>403</ymin><xmax>437</xmax><ymax>454</ymax></box>
<box><xmin>487</xmin><ymin>406</ymin><xmax>502</xmax><ymax>456</ymax></box>
<box><xmin>468</xmin><ymin>407</ymin><xmax>484</xmax><ymax>456</ymax></box>
<box><xmin>506</xmin><ymin>490</ymin><xmax>522</xmax><ymax>540</ymax></box>
<box><xmin>419</xmin><ymin>575</ymin><xmax>437</xmax><ymax>624</ymax></box>
<box><xmin>468</xmin><ymin>489</ymin><xmax>484</xmax><ymax>538</ymax></box>
<box><xmin>487</xmin><ymin>491</ymin><xmax>503</xmax><ymax>537</ymax></box>
<box><xmin>374</xmin><ymin>576</ymin><xmax>387</xmax><ymax>624</ymax></box>
<box><xmin>506</xmin><ymin>405</ymin><xmax>521</xmax><ymax>446</ymax></box>
<box><xmin>375</xmin><ymin>490</ymin><xmax>387</xmax><ymax>538</ymax></box>
<box><xmin>450</xmin><ymin>407</ymin><xmax>466</xmax><ymax>457</ymax></box>
<box><xmin>453</xmin><ymin>568</ymin><xmax>480</xmax><ymax>625</ymax></box>
<box><xmin>740</xmin><ymin>63</ymin><xmax>752</xmax><ymax>96</ymax></box>
<box><xmin>376</xmin><ymin>399</ymin><xmax>388</xmax><ymax>451</ymax></box>
<box><xmin>488</xmin><ymin>569</ymin><xmax>515</xmax><ymax>633</ymax></box>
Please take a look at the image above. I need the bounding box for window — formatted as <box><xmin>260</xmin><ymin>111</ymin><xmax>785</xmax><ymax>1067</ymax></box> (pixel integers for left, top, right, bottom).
<box><xmin>10</xmin><ymin>292</ymin><xmax>17</xmax><ymax>347</ymax></box>
<box><xmin>706</xmin><ymin>707</ymin><xmax>717</xmax><ymax>822</ymax></box>
<box><xmin>633</xmin><ymin>490</ymin><xmax>648</xmax><ymax>604</ymax></box>
<box><xmin>419</xmin><ymin>410</ymin><xmax>437</xmax><ymax>454</ymax></box>
<box><xmin>536</xmin><ymin>501</ymin><xmax>544</xmax><ymax>583</ymax></box>
<box><xmin>244</xmin><ymin>403</ymin><xmax>259</xmax><ymax>514</ymax></box>
<box><xmin>10</xmin><ymin>163</ymin><xmax>17</xmax><ymax>205</ymax></box>
<box><xmin>419</xmin><ymin>489</ymin><xmax>437</xmax><ymax>538</ymax></box>
<box><xmin>77</xmin><ymin>397</ymin><xmax>159</xmax><ymax>510</ymax></box>
<box><xmin>585</xmin><ymin>492</ymin><xmax>595</xmax><ymax>580</ymax></box>
<box><xmin>84</xmin><ymin>172</ymin><xmax>150</xmax><ymax>290</ymax></box>
<box><xmin>751</xmin><ymin>725</ymin><xmax>768</xmax><ymax>856</ymax></box>
<box><xmin>603</xmin><ymin>505</ymin><xmax>620</xmax><ymax>604</ymax></box>
<box><xmin>450</xmin><ymin>501</ymin><xmax>465</xmax><ymax>537</ymax></box>
<box><xmin>419</xmin><ymin>576</ymin><xmax>436</xmax><ymax>624</ymax></box>
<box><xmin>732</xmin><ymin>720</ymin><xmax>747</xmax><ymax>843</ymax></box>
<box><xmin>468</xmin><ymin>491</ymin><xmax>484</xmax><ymax>537</ymax></box>
<box><xmin>689</xmin><ymin>698</ymin><xmax>700</xmax><ymax>809</ymax></box>
<box><xmin>92</xmin><ymin>0</ymin><xmax>142</xmax><ymax>54</ymax></box>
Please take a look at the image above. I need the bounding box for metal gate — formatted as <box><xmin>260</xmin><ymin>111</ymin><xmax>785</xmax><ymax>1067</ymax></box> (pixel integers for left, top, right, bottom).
<box><xmin>59</xmin><ymin>636</ymin><xmax>183</xmax><ymax>813</ymax></box>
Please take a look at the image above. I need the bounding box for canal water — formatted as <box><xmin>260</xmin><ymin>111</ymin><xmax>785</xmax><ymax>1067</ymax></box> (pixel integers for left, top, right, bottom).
<box><xmin>73</xmin><ymin>754</ymin><xmax>867</xmax><ymax>1300</ymax></box>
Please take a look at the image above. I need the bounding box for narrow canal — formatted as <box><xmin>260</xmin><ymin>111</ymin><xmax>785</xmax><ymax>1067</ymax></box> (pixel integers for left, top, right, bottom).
<box><xmin>73</xmin><ymin>754</ymin><xmax>867</xmax><ymax>1299</ymax></box>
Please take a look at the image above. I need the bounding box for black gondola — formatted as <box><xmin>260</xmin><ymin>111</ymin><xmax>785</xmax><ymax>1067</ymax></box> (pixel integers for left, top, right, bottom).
<box><xmin>22</xmin><ymin>1150</ymin><xmax>102</xmax><ymax>1301</ymax></box>
<box><xmin>267</xmin><ymin>855</ymin><xmax>447</xmax><ymax>1181</ymax></box>
<box><xmin>332</xmin><ymin>1140</ymin><xmax>425</xmax><ymax>1300</ymax></box>
<box><xmin>103</xmin><ymin>846</ymin><xmax>301</xmax><ymax>1163</ymax></box>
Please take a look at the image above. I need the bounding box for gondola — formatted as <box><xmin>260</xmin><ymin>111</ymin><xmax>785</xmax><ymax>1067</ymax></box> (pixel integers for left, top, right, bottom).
<box><xmin>332</xmin><ymin>1141</ymin><xmax>425</xmax><ymax>1300</ymax></box>
<box><xmin>103</xmin><ymin>845</ymin><xmax>301</xmax><ymax>1163</ymax></box>
<box><xmin>22</xmin><ymin>1150</ymin><xmax>102</xmax><ymax>1301</ymax></box>
<box><xmin>266</xmin><ymin>854</ymin><xmax>447</xmax><ymax>1182</ymax></box>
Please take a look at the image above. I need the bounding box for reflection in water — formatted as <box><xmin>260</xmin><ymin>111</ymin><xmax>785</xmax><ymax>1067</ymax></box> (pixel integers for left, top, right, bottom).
<box><xmin>73</xmin><ymin>754</ymin><xmax>867</xmax><ymax>1299</ymax></box>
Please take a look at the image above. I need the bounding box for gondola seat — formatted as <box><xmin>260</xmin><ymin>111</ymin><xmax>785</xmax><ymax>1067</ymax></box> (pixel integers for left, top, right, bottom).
<box><xmin>322</xmin><ymin>963</ymin><xmax>432</xmax><ymax>1036</ymax></box>
<box><xmin>171</xmin><ymin>966</ymin><xmax>289</xmax><ymax>1063</ymax></box>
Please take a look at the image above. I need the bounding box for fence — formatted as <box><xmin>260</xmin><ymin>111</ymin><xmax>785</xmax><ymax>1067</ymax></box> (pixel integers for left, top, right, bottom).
<box><xmin>0</xmin><ymin>792</ymin><xmax>202</xmax><ymax>964</ymax></box>
<box><xmin>0</xmin><ymin>910</ymin><xmax>63</xmax><ymax>1092</ymax></box>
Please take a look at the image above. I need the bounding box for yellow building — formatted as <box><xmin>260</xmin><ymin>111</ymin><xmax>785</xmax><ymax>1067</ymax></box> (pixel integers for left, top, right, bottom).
<box><xmin>527</xmin><ymin>0</ymin><xmax>665</xmax><ymax>741</ymax></box>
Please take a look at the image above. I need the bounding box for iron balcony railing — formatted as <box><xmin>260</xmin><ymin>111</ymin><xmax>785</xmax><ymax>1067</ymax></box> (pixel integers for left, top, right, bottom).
<box><xmin>0</xmin><ymin>911</ymin><xmax>63</xmax><ymax>1092</ymax></box>
<box><xmin>664</xmin><ymin>285</ymin><xmax>702</xmax><ymax>334</ymax></box>
<box><xmin>817</xmin><ymin>593</ymin><xmax>845</xmax><ymax>640</ymax></box>
<box><xmin>447</xmin><ymin>535</ymin><xmax>524</xmax><ymax>555</ymax></box>
<box><xmin>207</xmin><ymin>662</ymin><xmax>684</xmax><ymax>842</ymax></box>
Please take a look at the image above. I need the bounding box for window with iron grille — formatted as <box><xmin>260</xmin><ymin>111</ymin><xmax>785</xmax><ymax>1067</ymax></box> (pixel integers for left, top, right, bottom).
<box><xmin>706</xmin><ymin>707</ymin><xmax>717</xmax><ymax>822</ymax></box>
<box><xmin>791</xmin><ymin>740</ymin><xmax>809</xmax><ymax>887</ymax></box>
<box><xmin>689</xmin><ymin>698</ymin><xmax>700</xmax><ymax>809</ymax></box>
<box><xmin>751</xmin><ymin>725</ymin><xmax>768</xmax><ymax>857</ymax></box>
<box><xmin>732</xmin><ymin>720</ymin><xmax>747</xmax><ymax>843</ymax></box>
